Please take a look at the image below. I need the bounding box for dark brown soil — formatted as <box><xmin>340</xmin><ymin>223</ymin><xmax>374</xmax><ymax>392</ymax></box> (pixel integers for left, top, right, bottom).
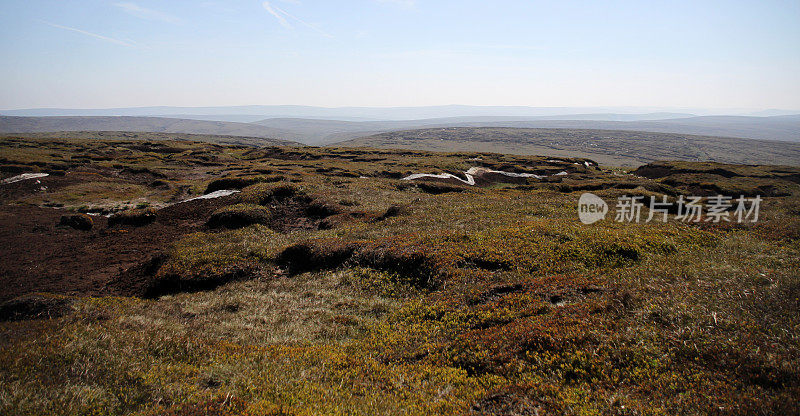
<box><xmin>0</xmin><ymin>196</ymin><xmax>234</xmax><ymax>302</ymax></box>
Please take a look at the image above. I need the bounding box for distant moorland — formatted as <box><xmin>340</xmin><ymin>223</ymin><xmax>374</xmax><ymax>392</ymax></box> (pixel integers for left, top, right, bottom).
<box><xmin>2</xmin><ymin>110</ymin><xmax>799</xmax><ymax>146</ymax></box>
<box><xmin>338</xmin><ymin>127</ymin><xmax>800</xmax><ymax>167</ymax></box>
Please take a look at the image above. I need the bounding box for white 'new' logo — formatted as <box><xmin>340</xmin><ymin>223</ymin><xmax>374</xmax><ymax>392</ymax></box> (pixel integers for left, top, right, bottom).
<box><xmin>578</xmin><ymin>193</ymin><xmax>608</xmax><ymax>224</ymax></box>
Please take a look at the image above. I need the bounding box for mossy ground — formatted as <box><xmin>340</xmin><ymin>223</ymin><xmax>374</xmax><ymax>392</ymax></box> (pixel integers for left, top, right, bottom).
<box><xmin>1</xmin><ymin>136</ymin><xmax>799</xmax><ymax>415</ymax></box>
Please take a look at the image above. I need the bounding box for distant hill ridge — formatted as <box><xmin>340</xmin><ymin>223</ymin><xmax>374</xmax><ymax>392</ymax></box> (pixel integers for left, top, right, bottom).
<box><xmin>0</xmin><ymin>116</ymin><xmax>303</xmax><ymax>142</ymax></box>
<box><xmin>3</xmin><ymin>111</ymin><xmax>798</xmax><ymax>144</ymax></box>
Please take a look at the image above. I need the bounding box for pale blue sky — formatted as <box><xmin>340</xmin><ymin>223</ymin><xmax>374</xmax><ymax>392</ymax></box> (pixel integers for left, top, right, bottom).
<box><xmin>1</xmin><ymin>0</ymin><xmax>798</xmax><ymax>110</ymax></box>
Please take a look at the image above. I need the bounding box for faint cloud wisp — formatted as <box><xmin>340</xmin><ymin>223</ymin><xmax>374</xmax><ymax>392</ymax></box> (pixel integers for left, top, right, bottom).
<box><xmin>41</xmin><ymin>21</ymin><xmax>138</xmax><ymax>48</ymax></box>
<box><xmin>263</xmin><ymin>1</ymin><xmax>293</xmax><ymax>29</ymax></box>
<box><xmin>376</xmin><ymin>0</ymin><xmax>416</xmax><ymax>9</ymax></box>
<box><xmin>114</xmin><ymin>2</ymin><xmax>182</xmax><ymax>24</ymax></box>
<box><xmin>262</xmin><ymin>1</ymin><xmax>332</xmax><ymax>38</ymax></box>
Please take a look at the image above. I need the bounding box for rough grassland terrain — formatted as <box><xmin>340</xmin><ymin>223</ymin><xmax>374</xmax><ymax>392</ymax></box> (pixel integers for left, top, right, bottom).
<box><xmin>1</xmin><ymin>134</ymin><xmax>799</xmax><ymax>415</ymax></box>
<box><xmin>4</xmin><ymin>131</ymin><xmax>303</xmax><ymax>148</ymax></box>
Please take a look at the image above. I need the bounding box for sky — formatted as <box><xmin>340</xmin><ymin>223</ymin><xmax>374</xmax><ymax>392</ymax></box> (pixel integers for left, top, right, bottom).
<box><xmin>0</xmin><ymin>0</ymin><xmax>798</xmax><ymax>111</ymax></box>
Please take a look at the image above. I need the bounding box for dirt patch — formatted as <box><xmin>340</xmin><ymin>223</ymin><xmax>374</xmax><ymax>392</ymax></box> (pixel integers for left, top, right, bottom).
<box><xmin>0</xmin><ymin>176</ymin><xmax>354</xmax><ymax>301</ymax></box>
<box><xmin>105</xmin><ymin>253</ymin><xmax>169</xmax><ymax>298</ymax></box>
<box><xmin>304</xmin><ymin>200</ymin><xmax>342</xmax><ymax>218</ymax></box>
<box><xmin>634</xmin><ymin>163</ymin><xmax>741</xmax><ymax>179</ymax></box>
<box><xmin>0</xmin><ymin>196</ymin><xmax>236</xmax><ymax>302</ymax></box>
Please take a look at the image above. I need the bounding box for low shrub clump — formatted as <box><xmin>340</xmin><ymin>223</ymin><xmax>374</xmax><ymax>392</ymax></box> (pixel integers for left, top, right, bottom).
<box><xmin>58</xmin><ymin>213</ymin><xmax>93</xmax><ymax>231</ymax></box>
<box><xmin>0</xmin><ymin>293</ymin><xmax>74</xmax><ymax>321</ymax></box>
<box><xmin>276</xmin><ymin>238</ymin><xmax>360</xmax><ymax>274</ymax></box>
<box><xmin>205</xmin><ymin>176</ymin><xmax>265</xmax><ymax>194</ymax></box>
<box><xmin>207</xmin><ymin>204</ymin><xmax>271</xmax><ymax>229</ymax></box>
<box><xmin>107</xmin><ymin>208</ymin><xmax>157</xmax><ymax>227</ymax></box>
<box><xmin>159</xmin><ymin>226</ymin><xmax>277</xmax><ymax>278</ymax></box>
<box><xmin>238</xmin><ymin>183</ymin><xmax>305</xmax><ymax>205</ymax></box>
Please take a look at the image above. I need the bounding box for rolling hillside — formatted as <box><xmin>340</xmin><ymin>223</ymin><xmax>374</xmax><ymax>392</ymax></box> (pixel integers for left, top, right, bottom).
<box><xmin>0</xmin><ymin>116</ymin><xmax>303</xmax><ymax>142</ymax></box>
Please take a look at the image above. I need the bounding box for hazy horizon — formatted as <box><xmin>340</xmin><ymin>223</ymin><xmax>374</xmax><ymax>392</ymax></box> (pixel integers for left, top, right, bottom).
<box><xmin>1</xmin><ymin>1</ymin><xmax>799</xmax><ymax>110</ymax></box>
<box><xmin>2</xmin><ymin>104</ymin><xmax>800</xmax><ymax>115</ymax></box>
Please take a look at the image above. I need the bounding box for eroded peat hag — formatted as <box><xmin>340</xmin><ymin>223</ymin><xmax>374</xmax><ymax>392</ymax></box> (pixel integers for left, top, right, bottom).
<box><xmin>1</xmin><ymin>136</ymin><xmax>799</xmax><ymax>415</ymax></box>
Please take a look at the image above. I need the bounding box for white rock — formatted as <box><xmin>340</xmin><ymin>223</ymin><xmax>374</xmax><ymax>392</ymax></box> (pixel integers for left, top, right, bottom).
<box><xmin>182</xmin><ymin>189</ymin><xmax>241</xmax><ymax>202</ymax></box>
<box><xmin>2</xmin><ymin>173</ymin><xmax>49</xmax><ymax>184</ymax></box>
